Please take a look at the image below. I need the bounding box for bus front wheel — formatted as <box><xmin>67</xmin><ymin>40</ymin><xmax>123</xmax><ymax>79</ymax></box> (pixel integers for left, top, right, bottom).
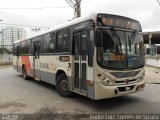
<box><xmin>56</xmin><ymin>74</ymin><xmax>73</xmax><ymax>97</ymax></box>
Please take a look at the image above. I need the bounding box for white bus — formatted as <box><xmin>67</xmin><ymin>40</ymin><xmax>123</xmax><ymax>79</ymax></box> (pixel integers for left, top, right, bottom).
<box><xmin>13</xmin><ymin>13</ymin><xmax>145</xmax><ymax>100</ymax></box>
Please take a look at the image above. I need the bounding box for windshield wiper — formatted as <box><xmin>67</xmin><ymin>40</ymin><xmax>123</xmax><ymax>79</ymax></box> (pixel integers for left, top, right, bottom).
<box><xmin>128</xmin><ymin>30</ymin><xmax>137</xmax><ymax>53</ymax></box>
<box><xmin>131</xmin><ymin>30</ymin><xmax>137</xmax><ymax>43</ymax></box>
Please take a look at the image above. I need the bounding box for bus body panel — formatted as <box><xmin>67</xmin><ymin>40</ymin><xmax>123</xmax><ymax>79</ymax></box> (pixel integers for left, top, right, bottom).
<box><xmin>39</xmin><ymin>55</ymin><xmax>72</xmax><ymax>85</ymax></box>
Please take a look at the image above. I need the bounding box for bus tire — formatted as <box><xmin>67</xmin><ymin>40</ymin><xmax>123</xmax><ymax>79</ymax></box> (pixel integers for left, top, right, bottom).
<box><xmin>56</xmin><ymin>74</ymin><xmax>73</xmax><ymax>97</ymax></box>
<box><xmin>22</xmin><ymin>66</ymin><xmax>29</xmax><ymax>80</ymax></box>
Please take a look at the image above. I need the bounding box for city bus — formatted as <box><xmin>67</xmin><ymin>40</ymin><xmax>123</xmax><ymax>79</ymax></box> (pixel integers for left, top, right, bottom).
<box><xmin>13</xmin><ymin>13</ymin><xmax>145</xmax><ymax>100</ymax></box>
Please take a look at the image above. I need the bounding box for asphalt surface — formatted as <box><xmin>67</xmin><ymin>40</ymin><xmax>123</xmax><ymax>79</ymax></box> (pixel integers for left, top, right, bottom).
<box><xmin>145</xmin><ymin>65</ymin><xmax>160</xmax><ymax>84</ymax></box>
<box><xmin>0</xmin><ymin>67</ymin><xmax>160</xmax><ymax>115</ymax></box>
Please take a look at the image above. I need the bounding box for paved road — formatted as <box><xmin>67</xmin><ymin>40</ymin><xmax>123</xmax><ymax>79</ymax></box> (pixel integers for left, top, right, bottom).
<box><xmin>145</xmin><ymin>65</ymin><xmax>160</xmax><ymax>84</ymax></box>
<box><xmin>0</xmin><ymin>67</ymin><xmax>160</xmax><ymax>115</ymax></box>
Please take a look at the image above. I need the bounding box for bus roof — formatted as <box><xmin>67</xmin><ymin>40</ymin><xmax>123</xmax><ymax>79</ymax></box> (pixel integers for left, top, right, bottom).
<box><xmin>14</xmin><ymin>12</ymin><xmax>140</xmax><ymax>44</ymax></box>
<box><xmin>14</xmin><ymin>13</ymin><xmax>98</xmax><ymax>44</ymax></box>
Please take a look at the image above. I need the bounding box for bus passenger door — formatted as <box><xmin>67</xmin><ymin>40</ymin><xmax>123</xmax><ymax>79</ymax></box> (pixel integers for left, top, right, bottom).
<box><xmin>73</xmin><ymin>30</ymin><xmax>88</xmax><ymax>93</ymax></box>
<box><xmin>33</xmin><ymin>41</ymin><xmax>40</xmax><ymax>79</ymax></box>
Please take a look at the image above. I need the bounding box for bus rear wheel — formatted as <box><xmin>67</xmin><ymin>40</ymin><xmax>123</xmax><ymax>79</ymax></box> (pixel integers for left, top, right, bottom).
<box><xmin>22</xmin><ymin>66</ymin><xmax>29</xmax><ymax>80</ymax></box>
<box><xmin>56</xmin><ymin>74</ymin><xmax>73</xmax><ymax>97</ymax></box>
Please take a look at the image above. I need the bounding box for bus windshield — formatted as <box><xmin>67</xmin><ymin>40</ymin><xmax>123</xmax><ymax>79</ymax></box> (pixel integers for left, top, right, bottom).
<box><xmin>97</xmin><ymin>28</ymin><xmax>145</xmax><ymax>69</ymax></box>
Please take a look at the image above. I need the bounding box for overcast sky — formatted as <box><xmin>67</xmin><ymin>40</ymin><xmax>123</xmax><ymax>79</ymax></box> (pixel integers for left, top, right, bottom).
<box><xmin>0</xmin><ymin>0</ymin><xmax>160</xmax><ymax>36</ymax></box>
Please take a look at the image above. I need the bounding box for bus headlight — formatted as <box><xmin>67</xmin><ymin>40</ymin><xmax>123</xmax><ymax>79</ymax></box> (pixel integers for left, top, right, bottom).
<box><xmin>97</xmin><ymin>73</ymin><xmax>113</xmax><ymax>86</ymax></box>
<box><xmin>101</xmin><ymin>79</ymin><xmax>113</xmax><ymax>86</ymax></box>
<box><xmin>137</xmin><ymin>74</ymin><xmax>144</xmax><ymax>82</ymax></box>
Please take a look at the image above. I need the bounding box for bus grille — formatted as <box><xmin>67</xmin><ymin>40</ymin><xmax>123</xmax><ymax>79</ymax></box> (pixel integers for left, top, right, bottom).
<box><xmin>110</xmin><ymin>70</ymin><xmax>140</xmax><ymax>78</ymax></box>
<box><xmin>115</xmin><ymin>79</ymin><xmax>137</xmax><ymax>85</ymax></box>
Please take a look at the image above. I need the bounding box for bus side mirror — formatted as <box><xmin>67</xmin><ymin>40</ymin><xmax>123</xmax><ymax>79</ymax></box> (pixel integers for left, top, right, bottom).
<box><xmin>97</xmin><ymin>17</ymin><xmax>102</xmax><ymax>24</ymax></box>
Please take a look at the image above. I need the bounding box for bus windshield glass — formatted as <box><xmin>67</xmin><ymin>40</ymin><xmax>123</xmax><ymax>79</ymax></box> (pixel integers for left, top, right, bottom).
<box><xmin>97</xmin><ymin>28</ymin><xmax>145</xmax><ymax>69</ymax></box>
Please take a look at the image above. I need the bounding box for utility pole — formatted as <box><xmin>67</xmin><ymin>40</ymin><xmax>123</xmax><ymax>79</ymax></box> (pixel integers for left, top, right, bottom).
<box><xmin>157</xmin><ymin>0</ymin><xmax>160</xmax><ymax>6</ymax></box>
<box><xmin>74</xmin><ymin>0</ymin><xmax>82</xmax><ymax>18</ymax></box>
<box><xmin>65</xmin><ymin>0</ymin><xmax>82</xmax><ymax>19</ymax></box>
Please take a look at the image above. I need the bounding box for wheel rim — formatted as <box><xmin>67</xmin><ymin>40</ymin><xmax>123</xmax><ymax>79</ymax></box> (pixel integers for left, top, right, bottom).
<box><xmin>60</xmin><ymin>80</ymin><xmax>69</xmax><ymax>92</ymax></box>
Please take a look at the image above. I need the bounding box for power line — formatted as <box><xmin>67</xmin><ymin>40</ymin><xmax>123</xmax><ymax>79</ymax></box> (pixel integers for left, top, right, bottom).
<box><xmin>68</xmin><ymin>0</ymin><xmax>75</xmax><ymax>6</ymax></box>
<box><xmin>0</xmin><ymin>6</ymin><xmax>70</xmax><ymax>9</ymax></box>
<box><xmin>65</xmin><ymin>0</ymin><xmax>75</xmax><ymax>10</ymax></box>
<box><xmin>0</xmin><ymin>22</ymin><xmax>47</xmax><ymax>28</ymax></box>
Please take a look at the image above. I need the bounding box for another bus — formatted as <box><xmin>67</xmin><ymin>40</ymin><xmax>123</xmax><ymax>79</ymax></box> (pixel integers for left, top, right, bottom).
<box><xmin>13</xmin><ymin>13</ymin><xmax>145</xmax><ymax>100</ymax></box>
<box><xmin>145</xmin><ymin>44</ymin><xmax>160</xmax><ymax>68</ymax></box>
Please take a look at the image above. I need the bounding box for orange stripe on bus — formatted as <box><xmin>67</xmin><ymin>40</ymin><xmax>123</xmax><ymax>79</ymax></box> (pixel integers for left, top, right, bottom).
<box><xmin>21</xmin><ymin>56</ymin><xmax>31</xmax><ymax>73</ymax></box>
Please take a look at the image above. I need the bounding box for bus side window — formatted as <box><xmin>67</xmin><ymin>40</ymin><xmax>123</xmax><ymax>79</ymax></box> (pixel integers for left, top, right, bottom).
<box><xmin>13</xmin><ymin>44</ymin><xmax>17</xmax><ymax>56</ymax></box>
<box><xmin>81</xmin><ymin>30</ymin><xmax>89</xmax><ymax>61</ymax></box>
<box><xmin>32</xmin><ymin>36</ymin><xmax>42</xmax><ymax>56</ymax></box>
<box><xmin>88</xmin><ymin>30</ymin><xmax>94</xmax><ymax>67</ymax></box>
<box><xmin>56</xmin><ymin>28</ymin><xmax>70</xmax><ymax>53</ymax></box>
<box><xmin>17</xmin><ymin>43</ymin><xmax>21</xmax><ymax>56</ymax></box>
<box><xmin>21</xmin><ymin>40</ymin><xmax>31</xmax><ymax>55</ymax></box>
<box><xmin>29</xmin><ymin>40</ymin><xmax>32</xmax><ymax>54</ymax></box>
<box><xmin>21</xmin><ymin>41</ymin><xmax>25</xmax><ymax>55</ymax></box>
<box><xmin>43</xmin><ymin>32</ymin><xmax>55</xmax><ymax>53</ymax></box>
<box><xmin>17</xmin><ymin>46</ymin><xmax>19</xmax><ymax>56</ymax></box>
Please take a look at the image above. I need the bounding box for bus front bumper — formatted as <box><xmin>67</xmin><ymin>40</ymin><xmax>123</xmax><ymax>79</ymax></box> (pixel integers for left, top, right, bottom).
<box><xmin>94</xmin><ymin>81</ymin><xmax>145</xmax><ymax>100</ymax></box>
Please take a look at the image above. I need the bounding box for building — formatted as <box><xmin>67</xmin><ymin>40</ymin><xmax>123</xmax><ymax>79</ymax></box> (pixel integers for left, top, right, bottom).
<box><xmin>2</xmin><ymin>27</ymin><xmax>18</xmax><ymax>48</ymax></box>
<box><xmin>17</xmin><ymin>28</ymin><xmax>27</xmax><ymax>40</ymax></box>
<box><xmin>0</xmin><ymin>27</ymin><xmax>26</xmax><ymax>50</ymax></box>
